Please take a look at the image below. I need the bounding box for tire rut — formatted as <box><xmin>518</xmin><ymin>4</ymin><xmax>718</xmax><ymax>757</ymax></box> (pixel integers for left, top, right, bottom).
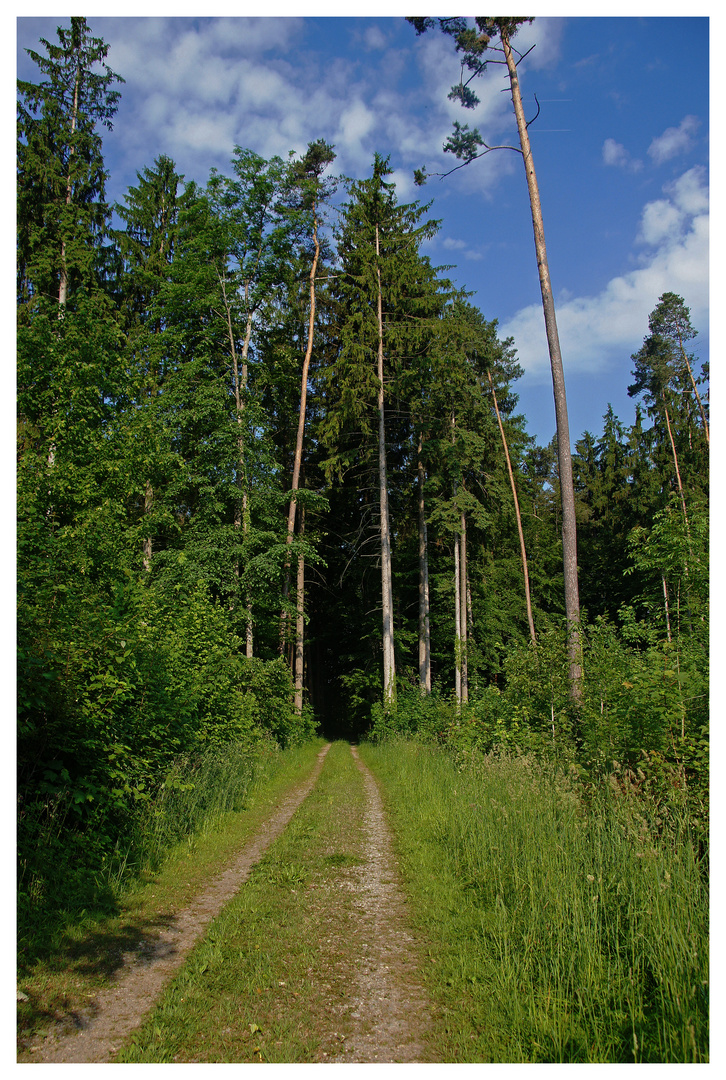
<box><xmin>24</xmin><ymin>743</ymin><xmax>332</xmax><ymax>1064</ymax></box>
<box><xmin>330</xmin><ymin>745</ymin><xmax>435</xmax><ymax>1063</ymax></box>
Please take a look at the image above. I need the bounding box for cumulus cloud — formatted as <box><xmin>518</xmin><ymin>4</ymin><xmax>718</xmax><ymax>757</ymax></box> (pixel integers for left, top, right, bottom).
<box><xmin>602</xmin><ymin>138</ymin><xmax>643</xmax><ymax>172</ymax></box>
<box><xmin>500</xmin><ymin>167</ymin><xmax>708</xmax><ymax>382</ymax></box>
<box><xmin>648</xmin><ymin>115</ymin><xmax>701</xmax><ymax>164</ymax></box>
<box><xmin>441</xmin><ymin>237</ymin><xmax>483</xmax><ymax>261</ymax></box>
<box><xmin>361</xmin><ymin>25</ymin><xmax>388</xmax><ymax>52</ymax></box>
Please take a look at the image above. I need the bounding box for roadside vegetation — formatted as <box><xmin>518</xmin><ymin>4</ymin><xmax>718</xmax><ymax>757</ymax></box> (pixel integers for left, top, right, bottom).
<box><xmin>18</xmin><ymin>15</ymin><xmax>708</xmax><ymax>1066</ymax></box>
<box><xmin>17</xmin><ymin>738</ymin><xmax>325</xmax><ymax>1052</ymax></box>
<box><xmin>361</xmin><ymin>733</ymin><xmax>708</xmax><ymax>1063</ymax></box>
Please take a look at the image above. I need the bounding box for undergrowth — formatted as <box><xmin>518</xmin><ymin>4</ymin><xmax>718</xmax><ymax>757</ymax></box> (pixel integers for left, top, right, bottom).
<box><xmin>17</xmin><ymin>737</ymin><xmax>326</xmax><ymax>1052</ymax></box>
<box><xmin>19</xmin><ymin>735</ymin><xmax>292</xmax><ymax>970</ymax></box>
<box><xmin>361</xmin><ymin>737</ymin><xmax>708</xmax><ymax>1063</ymax></box>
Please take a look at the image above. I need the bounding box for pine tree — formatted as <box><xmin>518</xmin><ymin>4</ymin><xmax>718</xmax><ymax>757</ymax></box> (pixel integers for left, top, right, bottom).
<box><xmin>629</xmin><ymin>294</ymin><xmax>709</xmax><ymax>540</ymax></box>
<box><xmin>408</xmin><ymin>15</ymin><xmax>583</xmax><ymax>700</ymax></box>
<box><xmin>113</xmin><ymin>156</ymin><xmax>186</xmax><ymax>571</ymax></box>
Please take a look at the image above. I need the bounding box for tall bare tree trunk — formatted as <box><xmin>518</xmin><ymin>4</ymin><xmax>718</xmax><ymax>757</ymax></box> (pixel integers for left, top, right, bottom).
<box><xmin>417</xmin><ymin>432</ymin><xmax>431</xmax><ymax>694</ymax></box>
<box><xmin>454</xmin><ymin>534</ymin><xmax>462</xmax><ymax>707</ymax></box>
<box><xmin>501</xmin><ymin>28</ymin><xmax>581</xmax><ymax>699</ymax></box>
<box><xmin>488</xmin><ymin>369</ymin><xmax>537</xmax><ymax>647</ymax></box>
<box><xmin>143</xmin><ymin>481</ymin><xmax>153</xmax><ymax>572</ymax></box>
<box><xmin>280</xmin><ymin>206</ymin><xmax>320</xmax><ymax>651</ymax></box>
<box><xmin>459</xmin><ymin>511</ymin><xmax>468</xmax><ymax>705</ymax></box>
<box><xmin>376</xmin><ymin>223</ymin><xmax>396</xmax><ymax>708</ymax></box>
<box><xmin>662</xmin><ymin>575</ymin><xmax>673</xmax><ymax>643</ymax></box>
<box><xmin>294</xmin><ymin>508</ymin><xmax>305</xmax><ymax>716</ymax></box>
<box><xmin>662</xmin><ymin>391</ymin><xmax>691</xmax><ymax>542</ymax></box>
<box><xmin>220</xmin><ymin>269</ymin><xmax>255</xmax><ymax>657</ymax></box>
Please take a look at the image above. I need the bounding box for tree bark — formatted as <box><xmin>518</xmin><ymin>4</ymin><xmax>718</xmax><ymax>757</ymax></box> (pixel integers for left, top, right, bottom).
<box><xmin>280</xmin><ymin>204</ymin><xmax>320</xmax><ymax>650</ymax></box>
<box><xmin>488</xmin><ymin>369</ymin><xmax>537</xmax><ymax>647</ymax></box>
<box><xmin>220</xmin><ymin>268</ymin><xmax>255</xmax><ymax>657</ymax></box>
<box><xmin>662</xmin><ymin>391</ymin><xmax>691</xmax><ymax>544</ymax></box>
<box><xmin>459</xmin><ymin>511</ymin><xmax>468</xmax><ymax>705</ymax></box>
<box><xmin>501</xmin><ymin>28</ymin><xmax>581</xmax><ymax>698</ymax></box>
<box><xmin>417</xmin><ymin>432</ymin><xmax>431</xmax><ymax>694</ymax></box>
<box><xmin>454</xmin><ymin>531</ymin><xmax>462</xmax><ymax>707</ymax></box>
<box><xmin>662</xmin><ymin>574</ymin><xmax>672</xmax><ymax>643</ymax></box>
<box><xmin>294</xmin><ymin>507</ymin><xmax>305</xmax><ymax>716</ymax></box>
<box><xmin>376</xmin><ymin>223</ymin><xmax>396</xmax><ymax>708</ymax></box>
<box><xmin>143</xmin><ymin>480</ymin><xmax>153</xmax><ymax>572</ymax></box>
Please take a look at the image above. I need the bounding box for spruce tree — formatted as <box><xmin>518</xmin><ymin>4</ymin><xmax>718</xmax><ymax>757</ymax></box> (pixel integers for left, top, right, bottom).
<box><xmin>323</xmin><ymin>155</ymin><xmax>441</xmax><ymax>710</ymax></box>
<box><xmin>18</xmin><ymin>16</ymin><xmax>123</xmax><ymax>310</ymax></box>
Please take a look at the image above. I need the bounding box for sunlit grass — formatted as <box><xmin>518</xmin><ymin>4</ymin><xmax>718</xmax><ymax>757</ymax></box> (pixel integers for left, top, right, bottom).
<box><xmin>361</xmin><ymin>738</ymin><xmax>708</xmax><ymax>1063</ymax></box>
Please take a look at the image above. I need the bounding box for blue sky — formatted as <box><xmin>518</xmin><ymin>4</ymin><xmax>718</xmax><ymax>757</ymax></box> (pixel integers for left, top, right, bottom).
<box><xmin>15</xmin><ymin>6</ymin><xmax>710</xmax><ymax>449</ymax></box>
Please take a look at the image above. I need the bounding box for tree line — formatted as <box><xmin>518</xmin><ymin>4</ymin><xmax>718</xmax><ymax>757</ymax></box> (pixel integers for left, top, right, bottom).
<box><xmin>18</xmin><ymin>18</ymin><xmax>708</xmax><ymax>879</ymax></box>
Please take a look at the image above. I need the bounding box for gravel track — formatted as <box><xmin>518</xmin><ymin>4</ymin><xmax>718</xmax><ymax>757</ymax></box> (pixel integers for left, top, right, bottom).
<box><xmin>330</xmin><ymin>745</ymin><xmax>434</xmax><ymax>1062</ymax></box>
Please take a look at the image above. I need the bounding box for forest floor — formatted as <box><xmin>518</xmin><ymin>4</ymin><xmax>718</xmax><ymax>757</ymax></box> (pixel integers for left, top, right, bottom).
<box><xmin>18</xmin><ymin>741</ymin><xmax>438</xmax><ymax>1064</ymax></box>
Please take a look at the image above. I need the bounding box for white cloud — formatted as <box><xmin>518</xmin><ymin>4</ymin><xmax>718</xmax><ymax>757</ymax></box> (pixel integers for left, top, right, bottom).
<box><xmin>637</xmin><ymin>199</ymin><xmax>684</xmax><ymax>247</ymax></box>
<box><xmin>602</xmin><ymin>138</ymin><xmax>643</xmax><ymax>172</ymax></box>
<box><xmin>647</xmin><ymin>115</ymin><xmax>701</xmax><ymax>165</ymax></box>
<box><xmin>666</xmin><ymin>166</ymin><xmax>709</xmax><ymax>216</ymax></box>
<box><xmin>337</xmin><ymin>100</ymin><xmax>376</xmax><ymax>147</ymax></box>
<box><xmin>513</xmin><ymin>17</ymin><xmax>566</xmax><ymax>70</ymax></box>
<box><xmin>602</xmin><ymin>138</ymin><xmax>627</xmax><ymax>167</ymax></box>
<box><xmin>501</xmin><ymin>167</ymin><xmax>708</xmax><ymax>382</ymax></box>
<box><xmin>440</xmin><ymin>236</ymin><xmax>483</xmax><ymax>261</ymax></box>
<box><xmin>361</xmin><ymin>25</ymin><xmax>388</xmax><ymax>52</ymax></box>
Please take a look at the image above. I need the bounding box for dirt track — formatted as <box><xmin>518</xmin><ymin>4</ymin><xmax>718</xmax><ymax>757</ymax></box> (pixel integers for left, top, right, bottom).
<box><xmin>23</xmin><ymin>745</ymin><xmax>332</xmax><ymax>1064</ymax></box>
<box><xmin>21</xmin><ymin>742</ymin><xmax>434</xmax><ymax>1064</ymax></box>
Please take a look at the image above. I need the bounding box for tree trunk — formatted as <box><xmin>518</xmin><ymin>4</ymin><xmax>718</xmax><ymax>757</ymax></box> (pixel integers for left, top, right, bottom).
<box><xmin>459</xmin><ymin>511</ymin><xmax>468</xmax><ymax>705</ymax></box>
<box><xmin>143</xmin><ymin>480</ymin><xmax>153</xmax><ymax>572</ymax></box>
<box><xmin>376</xmin><ymin>223</ymin><xmax>396</xmax><ymax>708</ymax></box>
<box><xmin>488</xmin><ymin>369</ymin><xmax>537</xmax><ymax>647</ymax></box>
<box><xmin>220</xmin><ymin>268</ymin><xmax>255</xmax><ymax>657</ymax></box>
<box><xmin>501</xmin><ymin>28</ymin><xmax>581</xmax><ymax>698</ymax></box>
<box><xmin>662</xmin><ymin>391</ymin><xmax>691</xmax><ymax>544</ymax></box>
<box><xmin>417</xmin><ymin>432</ymin><xmax>431</xmax><ymax>694</ymax></box>
<box><xmin>294</xmin><ymin>507</ymin><xmax>305</xmax><ymax>716</ymax></box>
<box><xmin>454</xmin><ymin>532</ymin><xmax>462</xmax><ymax>707</ymax></box>
<box><xmin>280</xmin><ymin>204</ymin><xmax>320</xmax><ymax>650</ymax></box>
<box><xmin>662</xmin><ymin>574</ymin><xmax>672</xmax><ymax>643</ymax></box>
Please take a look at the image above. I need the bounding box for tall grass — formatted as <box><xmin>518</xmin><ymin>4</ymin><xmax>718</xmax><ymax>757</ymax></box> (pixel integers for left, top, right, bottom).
<box><xmin>17</xmin><ymin>736</ymin><xmax>281</xmax><ymax>963</ymax></box>
<box><xmin>361</xmin><ymin>739</ymin><xmax>708</xmax><ymax>1063</ymax></box>
<box><xmin>132</xmin><ymin>737</ymin><xmax>280</xmax><ymax>870</ymax></box>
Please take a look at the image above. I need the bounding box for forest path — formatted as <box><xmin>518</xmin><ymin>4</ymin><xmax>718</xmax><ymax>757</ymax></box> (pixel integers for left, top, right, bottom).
<box><xmin>328</xmin><ymin>744</ymin><xmax>434</xmax><ymax>1062</ymax></box>
<box><xmin>24</xmin><ymin>744</ymin><xmax>332</xmax><ymax>1064</ymax></box>
<box><xmin>23</xmin><ymin>742</ymin><xmax>436</xmax><ymax>1064</ymax></box>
